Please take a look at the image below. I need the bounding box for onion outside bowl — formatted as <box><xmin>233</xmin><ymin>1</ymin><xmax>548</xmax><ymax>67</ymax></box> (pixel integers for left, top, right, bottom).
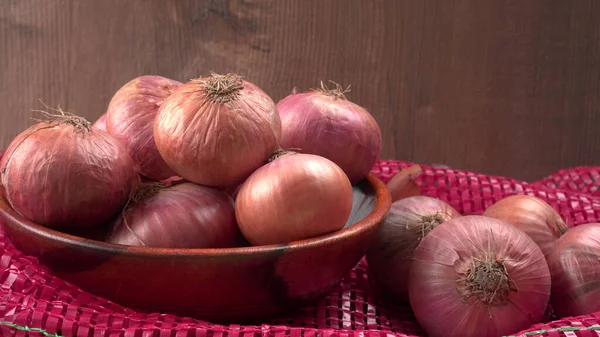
<box><xmin>0</xmin><ymin>173</ymin><xmax>391</xmax><ymax>323</ymax></box>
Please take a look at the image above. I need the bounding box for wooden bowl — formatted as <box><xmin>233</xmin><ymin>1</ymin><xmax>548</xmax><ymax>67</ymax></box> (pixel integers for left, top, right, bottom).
<box><xmin>0</xmin><ymin>174</ymin><xmax>391</xmax><ymax>323</ymax></box>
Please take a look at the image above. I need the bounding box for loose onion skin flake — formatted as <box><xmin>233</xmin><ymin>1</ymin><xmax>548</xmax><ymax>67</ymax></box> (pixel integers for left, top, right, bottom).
<box><xmin>547</xmin><ymin>223</ymin><xmax>600</xmax><ymax>317</ymax></box>
<box><xmin>366</xmin><ymin>196</ymin><xmax>460</xmax><ymax>302</ymax></box>
<box><xmin>483</xmin><ymin>195</ymin><xmax>568</xmax><ymax>259</ymax></box>
<box><xmin>235</xmin><ymin>151</ymin><xmax>353</xmax><ymax>246</ymax></box>
<box><xmin>409</xmin><ymin>215</ymin><xmax>551</xmax><ymax>337</ymax></box>
<box><xmin>154</xmin><ymin>73</ymin><xmax>281</xmax><ymax>187</ymax></box>
<box><xmin>0</xmin><ymin>109</ymin><xmax>136</xmax><ymax>231</ymax></box>
<box><xmin>106</xmin><ymin>75</ymin><xmax>182</xmax><ymax>181</ymax></box>
<box><xmin>276</xmin><ymin>82</ymin><xmax>382</xmax><ymax>183</ymax></box>
<box><xmin>107</xmin><ymin>182</ymin><xmax>239</xmax><ymax>249</ymax></box>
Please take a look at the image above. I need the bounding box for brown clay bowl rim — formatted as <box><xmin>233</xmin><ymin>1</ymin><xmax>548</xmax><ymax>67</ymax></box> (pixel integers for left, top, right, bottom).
<box><xmin>0</xmin><ymin>173</ymin><xmax>391</xmax><ymax>258</ymax></box>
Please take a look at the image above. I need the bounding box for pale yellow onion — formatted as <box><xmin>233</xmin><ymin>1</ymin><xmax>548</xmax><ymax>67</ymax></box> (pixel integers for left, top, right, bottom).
<box><xmin>235</xmin><ymin>152</ymin><xmax>353</xmax><ymax>245</ymax></box>
<box><xmin>483</xmin><ymin>195</ymin><xmax>568</xmax><ymax>259</ymax></box>
<box><xmin>154</xmin><ymin>73</ymin><xmax>281</xmax><ymax>187</ymax></box>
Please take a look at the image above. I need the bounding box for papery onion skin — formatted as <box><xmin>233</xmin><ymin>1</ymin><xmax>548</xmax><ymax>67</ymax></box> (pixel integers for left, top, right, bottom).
<box><xmin>276</xmin><ymin>84</ymin><xmax>382</xmax><ymax>183</ymax></box>
<box><xmin>107</xmin><ymin>182</ymin><xmax>239</xmax><ymax>248</ymax></box>
<box><xmin>483</xmin><ymin>195</ymin><xmax>568</xmax><ymax>259</ymax></box>
<box><xmin>106</xmin><ymin>75</ymin><xmax>182</xmax><ymax>181</ymax></box>
<box><xmin>409</xmin><ymin>215</ymin><xmax>551</xmax><ymax>337</ymax></box>
<box><xmin>366</xmin><ymin>196</ymin><xmax>460</xmax><ymax>302</ymax></box>
<box><xmin>0</xmin><ymin>117</ymin><xmax>136</xmax><ymax>230</ymax></box>
<box><xmin>154</xmin><ymin>73</ymin><xmax>281</xmax><ymax>187</ymax></box>
<box><xmin>235</xmin><ymin>152</ymin><xmax>352</xmax><ymax>245</ymax></box>
<box><xmin>93</xmin><ymin>113</ymin><xmax>107</xmax><ymax>131</ymax></box>
<box><xmin>547</xmin><ymin>223</ymin><xmax>600</xmax><ymax>317</ymax></box>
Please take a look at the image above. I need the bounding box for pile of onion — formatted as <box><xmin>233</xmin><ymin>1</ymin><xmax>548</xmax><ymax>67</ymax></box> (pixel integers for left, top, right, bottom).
<box><xmin>483</xmin><ymin>194</ymin><xmax>568</xmax><ymax>258</ymax></box>
<box><xmin>107</xmin><ymin>182</ymin><xmax>239</xmax><ymax>248</ymax></box>
<box><xmin>547</xmin><ymin>222</ymin><xmax>600</xmax><ymax>317</ymax></box>
<box><xmin>276</xmin><ymin>82</ymin><xmax>382</xmax><ymax>183</ymax></box>
<box><xmin>0</xmin><ymin>108</ymin><xmax>136</xmax><ymax>230</ymax></box>
<box><xmin>2</xmin><ymin>73</ymin><xmax>376</xmax><ymax>252</ymax></box>
<box><xmin>235</xmin><ymin>150</ymin><xmax>353</xmax><ymax>245</ymax></box>
<box><xmin>409</xmin><ymin>215</ymin><xmax>551</xmax><ymax>337</ymax></box>
<box><xmin>106</xmin><ymin>75</ymin><xmax>182</xmax><ymax>181</ymax></box>
<box><xmin>366</xmin><ymin>196</ymin><xmax>460</xmax><ymax>302</ymax></box>
<box><xmin>154</xmin><ymin>73</ymin><xmax>281</xmax><ymax>187</ymax></box>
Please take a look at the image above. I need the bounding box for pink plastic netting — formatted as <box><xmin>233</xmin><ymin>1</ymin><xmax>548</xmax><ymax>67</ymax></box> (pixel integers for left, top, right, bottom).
<box><xmin>1</xmin><ymin>159</ymin><xmax>600</xmax><ymax>337</ymax></box>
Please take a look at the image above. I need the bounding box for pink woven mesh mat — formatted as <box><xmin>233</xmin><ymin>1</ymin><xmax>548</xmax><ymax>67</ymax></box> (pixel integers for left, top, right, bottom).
<box><xmin>2</xmin><ymin>159</ymin><xmax>600</xmax><ymax>337</ymax></box>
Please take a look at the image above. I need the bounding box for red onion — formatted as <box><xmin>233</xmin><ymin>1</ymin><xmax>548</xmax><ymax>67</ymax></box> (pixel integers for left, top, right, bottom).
<box><xmin>276</xmin><ymin>82</ymin><xmax>382</xmax><ymax>183</ymax></box>
<box><xmin>366</xmin><ymin>196</ymin><xmax>460</xmax><ymax>302</ymax></box>
<box><xmin>235</xmin><ymin>151</ymin><xmax>353</xmax><ymax>245</ymax></box>
<box><xmin>483</xmin><ymin>195</ymin><xmax>568</xmax><ymax>259</ymax></box>
<box><xmin>93</xmin><ymin>113</ymin><xmax>107</xmax><ymax>131</ymax></box>
<box><xmin>154</xmin><ymin>73</ymin><xmax>281</xmax><ymax>187</ymax></box>
<box><xmin>547</xmin><ymin>223</ymin><xmax>600</xmax><ymax>317</ymax></box>
<box><xmin>0</xmin><ymin>109</ymin><xmax>136</xmax><ymax>230</ymax></box>
<box><xmin>386</xmin><ymin>164</ymin><xmax>422</xmax><ymax>202</ymax></box>
<box><xmin>106</xmin><ymin>75</ymin><xmax>182</xmax><ymax>181</ymax></box>
<box><xmin>409</xmin><ymin>215</ymin><xmax>551</xmax><ymax>337</ymax></box>
<box><xmin>107</xmin><ymin>182</ymin><xmax>239</xmax><ymax>248</ymax></box>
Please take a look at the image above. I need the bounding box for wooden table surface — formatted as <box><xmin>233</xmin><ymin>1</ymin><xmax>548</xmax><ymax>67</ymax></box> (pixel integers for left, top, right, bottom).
<box><xmin>1</xmin><ymin>0</ymin><xmax>598</xmax><ymax>180</ymax></box>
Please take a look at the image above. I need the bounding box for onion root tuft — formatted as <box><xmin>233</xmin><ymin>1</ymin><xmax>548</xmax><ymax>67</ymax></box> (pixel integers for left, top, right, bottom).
<box><xmin>313</xmin><ymin>80</ymin><xmax>351</xmax><ymax>100</ymax></box>
<box><xmin>32</xmin><ymin>104</ymin><xmax>91</xmax><ymax>133</ymax></box>
<box><xmin>459</xmin><ymin>255</ymin><xmax>516</xmax><ymax>308</ymax></box>
<box><xmin>409</xmin><ymin>212</ymin><xmax>447</xmax><ymax>240</ymax></box>
<box><xmin>127</xmin><ymin>182</ymin><xmax>167</xmax><ymax>210</ymax></box>
<box><xmin>194</xmin><ymin>72</ymin><xmax>244</xmax><ymax>103</ymax></box>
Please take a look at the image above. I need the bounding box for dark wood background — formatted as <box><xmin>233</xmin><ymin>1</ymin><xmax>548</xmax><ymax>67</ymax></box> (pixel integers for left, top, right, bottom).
<box><xmin>1</xmin><ymin>0</ymin><xmax>598</xmax><ymax>180</ymax></box>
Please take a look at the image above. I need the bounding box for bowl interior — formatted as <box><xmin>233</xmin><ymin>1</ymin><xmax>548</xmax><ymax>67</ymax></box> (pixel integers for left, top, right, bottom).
<box><xmin>344</xmin><ymin>178</ymin><xmax>378</xmax><ymax>228</ymax></box>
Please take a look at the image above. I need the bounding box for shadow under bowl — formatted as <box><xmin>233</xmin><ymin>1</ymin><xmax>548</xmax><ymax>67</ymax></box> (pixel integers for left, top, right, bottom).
<box><xmin>0</xmin><ymin>174</ymin><xmax>391</xmax><ymax>323</ymax></box>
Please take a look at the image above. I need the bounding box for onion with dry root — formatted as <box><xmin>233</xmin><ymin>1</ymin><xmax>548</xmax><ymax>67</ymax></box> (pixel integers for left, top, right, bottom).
<box><xmin>409</xmin><ymin>215</ymin><xmax>551</xmax><ymax>337</ymax></box>
<box><xmin>0</xmin><ymin>107</ymin><xmax>136</xmax><ymax>230</ymax></box>
<box><xmin>106</xmin><ymin>75</ymin><xmax>182</xmax><ymax>181</ymax></box>
<box><xmin>366</xmin><ymin>196</ymin><xmax>460</xmax><ymax>302</ymax></box>
<box><xmin>235</xmin><ymin>151</ymin><xmax>353</xmax><ymax>245</ymax></box>
<box><xmin>154</xmin><ymin>73</ymin><xmax>281</xmax><ymax>187</ymax></box>
<box><xmin>483</xmin><ymin>194</ymin><xmax>568</xmax><ymax>258</ymax></box>
<box><xmin>276</xmin><ymin>82</ymin><xmax>382</xmax><ymax>183</ymax></box>
<box><xmin>547</xmin><ymin>223</ymin><xmax>600</xmax><ymax>317</ymax></box>
<box><xmin>107</xmin><ymin>182</ymin><xmax>239</xmax><ymax>248</ymax></box>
